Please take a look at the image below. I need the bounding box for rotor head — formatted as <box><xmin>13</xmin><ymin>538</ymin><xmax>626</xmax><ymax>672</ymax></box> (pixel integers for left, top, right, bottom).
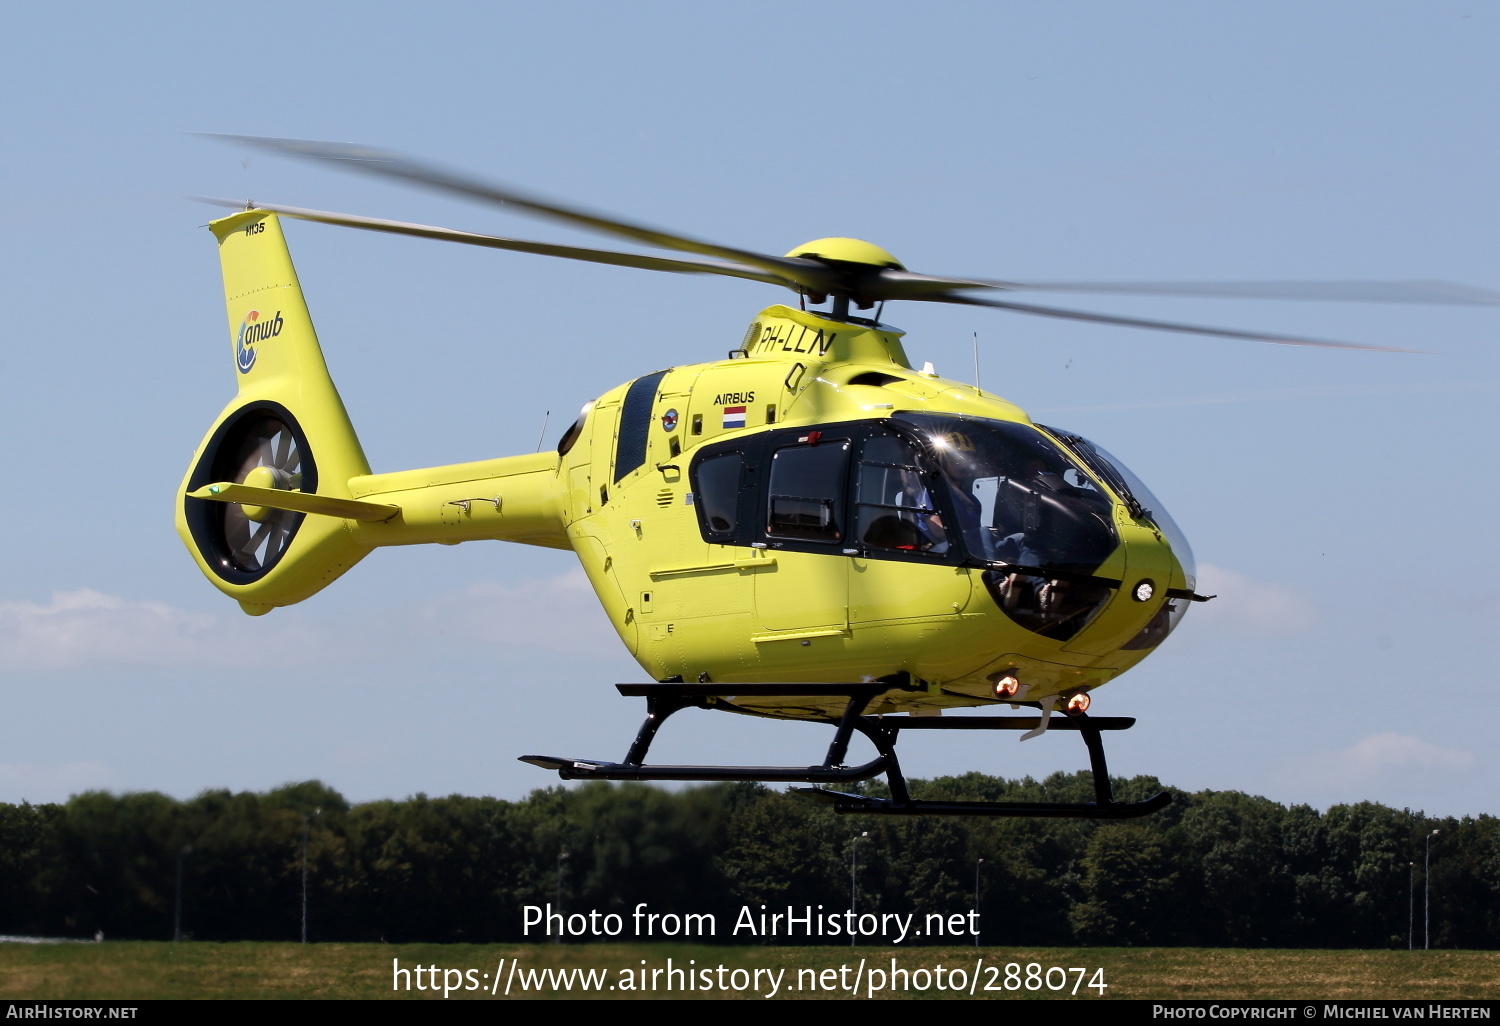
<box><xmin>784</xmin><ymin>238</ymin><xmax>904</xmax><ymax>271</ymax></box>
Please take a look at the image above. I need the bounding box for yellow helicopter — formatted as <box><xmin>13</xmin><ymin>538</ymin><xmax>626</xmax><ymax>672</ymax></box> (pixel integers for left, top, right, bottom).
<box><xmin>179</xmin><ymin>138</ymin><xmax>1498</xmax><ymax>818</ymax></box>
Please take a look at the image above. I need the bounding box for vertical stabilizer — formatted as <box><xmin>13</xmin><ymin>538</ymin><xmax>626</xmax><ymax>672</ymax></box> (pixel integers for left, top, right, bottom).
<box><xmin>177</xmin><ymin>211</ymin><xmax>373</xmax><ymax>613</ymax></box>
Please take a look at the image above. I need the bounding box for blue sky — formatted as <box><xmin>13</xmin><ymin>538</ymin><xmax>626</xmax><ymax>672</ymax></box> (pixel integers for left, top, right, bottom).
<box><xmin>2</xmin><ymin>1</ymin><xmax>1497</xmax><ymax>818</ymax></box>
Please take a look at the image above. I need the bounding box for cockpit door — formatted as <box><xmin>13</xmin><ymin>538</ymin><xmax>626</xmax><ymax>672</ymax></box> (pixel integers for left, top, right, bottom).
<box><xmin>753</xmin><ymin>435</ymin><xmax>851</xmax><ymax>632</ymax></box>
<box><xmin>847</xmin><ymin>429</ymin><xmax>972</xmax><ymax>624</ymax></box>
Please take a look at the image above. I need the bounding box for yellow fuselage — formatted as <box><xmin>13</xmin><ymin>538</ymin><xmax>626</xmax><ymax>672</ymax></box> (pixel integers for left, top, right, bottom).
<box><xmin>179</xmin><ymin>213</ymin><xmax>1191</xmax><ymax>721</ymax></box>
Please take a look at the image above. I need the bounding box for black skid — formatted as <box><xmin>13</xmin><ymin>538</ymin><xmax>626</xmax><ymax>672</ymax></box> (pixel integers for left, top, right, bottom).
<box><xmin>519</xmin><ymin>681</ymin><xmax>1171</xmax><ymax>819</ymax></box>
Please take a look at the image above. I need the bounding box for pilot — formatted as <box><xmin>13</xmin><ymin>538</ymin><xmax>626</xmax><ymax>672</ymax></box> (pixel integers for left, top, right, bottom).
<box><xmin>862</xmin><ymin>489</ymin><xmax>948</xmax><ymax>554</ymax></box>
<box><xmin>929</xmin><ymin>447</ymin><xmax>985</xmax><ymax>550</ymax></box>
<box><xmin>893</xmin><ymin>474</ymin><xmax>948</xmax><ymax>553</ymax></box>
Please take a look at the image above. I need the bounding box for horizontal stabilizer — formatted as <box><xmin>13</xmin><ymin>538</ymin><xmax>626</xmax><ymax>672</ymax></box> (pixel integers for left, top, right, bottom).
<box><xmin>188</xmin><ymin>482</ymin><xmax>399</xmax><ymax>522</ymax></box>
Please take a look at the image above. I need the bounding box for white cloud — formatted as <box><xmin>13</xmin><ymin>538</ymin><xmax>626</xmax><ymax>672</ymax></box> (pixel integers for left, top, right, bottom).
<box><xmin>1190</xmin><ymin>562</ymin><xmax>1319</xmax><ymax>635</ymax></box>
<box><xmin>1274</xmin><ymin>732</ymin><xmax>1475</xmax><ymax>793</ymax></box>
<box><xmin>0</xmin><ymin>572</ymin><xmax>621</xmax><ymax>673</ymax></box>
<box><xmin>0</xmin><ymin>589</ymin><xmax>221</xmax><ymax>670</ymax></box>
<box><xmin>0</xmin><ymin>588</ymin><xmax>321</xmax><ymax>671</ymax></box>
<box><xmin>408</xmin><ymin>569</ymin><xmax>621</xmax><ymax>654</ymax></box>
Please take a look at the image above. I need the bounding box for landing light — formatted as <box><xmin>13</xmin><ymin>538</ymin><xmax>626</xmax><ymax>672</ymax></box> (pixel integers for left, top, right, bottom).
<box><xmin>993</xmin><ymin>673</ymin><xmax>1021</xmax><ymax>699</ymax></box>
<box><xmin>1066</xmin><ymin>693</ymin><xmax>1091</xmax><ymax>716</ymax></box>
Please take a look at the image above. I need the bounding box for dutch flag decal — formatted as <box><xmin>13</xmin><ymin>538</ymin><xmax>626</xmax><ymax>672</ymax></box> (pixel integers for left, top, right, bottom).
<box><xmin>722</xmin><ymin>405</ymin><xmax>747</xmax><ymax>429</ymax></box>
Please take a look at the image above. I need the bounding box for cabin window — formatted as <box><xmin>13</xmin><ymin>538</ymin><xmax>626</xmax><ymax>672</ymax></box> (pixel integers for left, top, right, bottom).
<box><xmin>692</xmin><ymin>452</ymin><xmax>744</xmax><ymax>538</ymax></box>
<box><xmin>766</xmin><ymin>440</ymin><xmax>850</xmax><ymax>542</ymax></box>
<box><xmin>614</xmin><ymin>370</ymin><xmax>668</xmax><ymax>483</ymax></box>
<box><xmin>1121</xmin><ymin>595</ymin><xmax>1190</xmax><ymax>650</ymax></box>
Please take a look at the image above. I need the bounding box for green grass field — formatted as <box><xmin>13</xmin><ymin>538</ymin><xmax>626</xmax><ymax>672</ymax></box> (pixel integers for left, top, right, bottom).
<box><xmin>1</xmin><ymin>942</ymin><xmax>1496</xmax><ymax>1000</ymax></box>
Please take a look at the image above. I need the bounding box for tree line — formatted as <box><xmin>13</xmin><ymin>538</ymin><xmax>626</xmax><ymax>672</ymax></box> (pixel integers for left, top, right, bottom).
<box><xmin>0</xmin><ymin>773</ymin><xmax>1495</xmax><ymax>948</ymax></box>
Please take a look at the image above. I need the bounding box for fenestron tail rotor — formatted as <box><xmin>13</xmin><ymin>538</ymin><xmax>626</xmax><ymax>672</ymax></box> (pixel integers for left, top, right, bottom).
<box><xmin>221</xmin><ymin>414</ymin><xmax>305</xmax><ymax>573</ymax></box>
<box><xmin>205</xmin><ymin>134</ymin><xmax>1500</xmax><ymax>350</ymax></box>
<box><xmin>183</xmin><ymin>404</ymin><xmax>318</xmax><ymax>584</ymax></box>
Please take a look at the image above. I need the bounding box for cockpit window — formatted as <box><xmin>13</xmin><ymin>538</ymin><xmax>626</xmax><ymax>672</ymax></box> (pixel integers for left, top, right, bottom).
<box><xmin>894</xmin><ymin>413</ymin><xmax>1118</xmax><ymax>575</ymax></box>
<box><xmin>1038</xmin><ymin>424</ymin><xmax>1196</xmax><ymax>647</ymax></box>
<box><xmin>766</xmin><ymin>439</ymin><xmax>850</xmax><ymax>542</ymax></box>
<box><xmin>853</xmin><ymin>432</ymin><xmax>949</xmax><ymax>554</ymax></box>
<box><xmin>1121</xmin><ymin>594</ymin><xmax>1190</xmax><ymax>650</ymax></box>
<box><xmin>1038</xmin><ymin>425</ymin><xmax>1196</xmax><ymax>591</ymax></box>
<box><xmin>892</xmin><ymin>414</ymin><xmax>1120</xmax><ymax>640</ymax></box>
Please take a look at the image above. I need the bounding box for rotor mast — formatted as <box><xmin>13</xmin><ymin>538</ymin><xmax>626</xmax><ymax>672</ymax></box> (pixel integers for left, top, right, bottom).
<box><xmin>784</xmin><ymin>237</ymin><xmax>907</xmax><ymax>324</ymax></box>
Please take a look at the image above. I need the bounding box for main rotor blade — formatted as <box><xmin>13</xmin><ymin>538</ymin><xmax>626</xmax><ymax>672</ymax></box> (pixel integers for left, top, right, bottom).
<box><xmin>945</xmin><ymin>278</ymin><xmax>1500</xmax><ymax>306</ymax></box>
<box><xmin>864</xmin><ymin>270</ymin><xmax>1500</xmax><ymax>306</ymax></box>
<box><xmin>925</xmin><ymin>293</ymin><xmax>1423</xmax><ymax>352</ymax></box>
<box><xmin>211</xmin><ymin>135</ymin><xmax>834</xmax><ymax>290</ymax></box>
<box><xmin>195</xmin><ymin>199</ymin><xmax>797</xmax><ymax>289</ymax></box>
<box><xmin>859</xmin><ymin>270</ymin><xmax>1008</xmax><ymax>301</ymax></box>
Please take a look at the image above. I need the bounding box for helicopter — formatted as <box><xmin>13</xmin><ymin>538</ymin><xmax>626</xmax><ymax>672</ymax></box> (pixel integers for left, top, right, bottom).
<box><xmin>178</xmin><ymin>137</ymin><xmax>1500</xmax><ymax>818</ymax></box>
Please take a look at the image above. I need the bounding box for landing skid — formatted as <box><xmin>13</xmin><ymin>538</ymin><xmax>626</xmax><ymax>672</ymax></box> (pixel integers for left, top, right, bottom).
<box><xmin>520</xmin><ymin>681</ymin><xmax>1170</xmax><ymax>819</ymax></box>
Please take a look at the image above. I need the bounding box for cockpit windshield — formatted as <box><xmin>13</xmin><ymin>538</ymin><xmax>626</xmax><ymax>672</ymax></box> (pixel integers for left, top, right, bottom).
<box><xmin>893</xmin><ymin>413</ymin><xmax>1119</xmax><ymax>575</ymax></box>
<box><xmin>1038</xmin><ymin>425</ymin><xmax>1198</xmax><ymax>649</ymax></box>
<box><xmin>1038</xmin><ymin>426</ymin><xmax>1196</xmax><ymax>591</ymax></box>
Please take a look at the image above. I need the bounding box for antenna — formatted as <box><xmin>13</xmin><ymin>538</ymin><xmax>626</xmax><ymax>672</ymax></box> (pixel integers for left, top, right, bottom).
<box><xmin>535</xmin><ymin>411</ymin><xmax>550</xmax><ymax>452</ymax></box>
<box><xmin>973</xmin><ymin>332</ymin><xmax>981</xmax><ymax>393</ymax></box>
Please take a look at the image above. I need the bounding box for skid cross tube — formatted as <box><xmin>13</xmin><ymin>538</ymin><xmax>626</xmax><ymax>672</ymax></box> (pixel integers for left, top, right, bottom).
<box><xmin>623</xmin><ymin>681</ymin><xmax>891</xmax><ymax>771</ymax></box>
<box><xmin>518</xmin><ymin>683</ymin><xmax>1171</xmax><ymax>819</ymax></box>
<box><xmin>796</xmin><ymin>713</ymin><xmax>1171</xmax><ymax>818</ymax></box>
<box><xmin>520</xmin><ymin>682</ymin><xmax>899</xmax><ymax>784</ymax></box>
